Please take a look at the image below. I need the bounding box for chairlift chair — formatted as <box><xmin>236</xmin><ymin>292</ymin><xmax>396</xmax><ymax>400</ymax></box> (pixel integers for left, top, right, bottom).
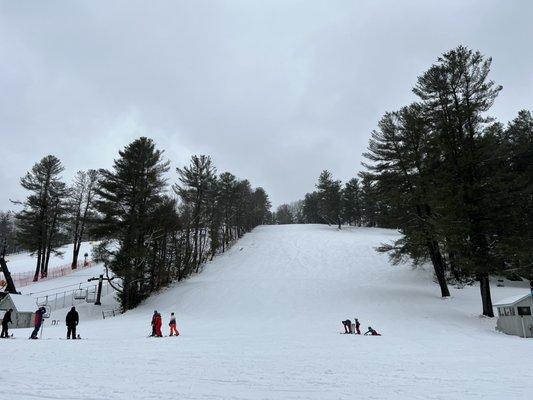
<box><xmin>74</xmin><ymin>286</ymin><xmax>87</xmax><ymax>300</ymax></box>
<box><xmin>86</xmin><ymin>290</ymin><xmax>97</xmax><ymax>303</ymax></box>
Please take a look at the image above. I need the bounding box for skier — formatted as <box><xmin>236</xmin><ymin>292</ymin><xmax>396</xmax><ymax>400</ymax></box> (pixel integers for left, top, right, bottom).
<box><xmin>150</xmin><ymin>310</ymin><xmax>158</xmax><ymax>336</ymax></box>
<box><xmin>154</xmin><ymin>312</ymin><xmax>163</xmax><ymax>337</ymax></box>
<box><xmin>364</xmin><ymin>326</ymin><xmax>381</xmax><ymax>336</ymax></box>
<box><xmin>66</xmin><ymin>306</ymin><xmax>79</xmax><ymax>339</ymax></box>
<box><xmin>169</xmin><ymin>312</ymin><xmax>179</xmax><ymax>336</ymax></box>
<box><xmin>341</xmin><ymin>319</ymin><xmax>352</xmax><ymax>334</ymax></box>
<box><xmin>1</xmin><ymin>308</ymin><xmax>13</xmax><ymax>338</ymax></box>
<box><xmin>30</xmin><ymin>306</ymin><xmax>47</xmax><ymax>339</ymax></box>
<box><xmin>354</xmin><ymin>318</ymin><xmax>361</xmax><ymax>335</ymax></box>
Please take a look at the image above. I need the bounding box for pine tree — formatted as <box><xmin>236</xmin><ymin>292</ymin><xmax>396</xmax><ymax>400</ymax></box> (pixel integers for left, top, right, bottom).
<box><xmin>358</xmin><ymin>174</ymin><xmax>379</xmax><ymax>227</ymax></box>
<box><xmin>316</xmin><ymin>170</ymin><xmax>343</xmax><ymax>229</ymax></box>
<box><xmin>302</xmin><ymin>192</ymin><xmax>321</xmax><ymax>223</ymax></box>
<box><xmin>275</xmin><ymin>204</ymin><xmax>294</xmax><ymax>224</ymax></box>
<box><xmin>174</xmin><ymin>155</ymin><xmax>217</xmax><ymax>272</ymax></box>
<box><xmin>92</xmin><ymin>137</ymin><xmax>170</xmax><ymax>310</ymax></box>
<box><xmin>413</xmin><ymin>46</ymin><xmax>502</xmax><ymax>315</ymax></box>
<box><xmin>363</xmin><ymin>104</ymin><xmax>450</xmax><ymax>297</ymax></box>
<box><xmin>488</xmin><ymin>111</ymin><xmax>533</xmax><ymax>279</ymax></box>
<box><xmin>15</xmin><ymin>155</ymin><xmax>68</xmax><ymax>280</ymax></box>
<box><xmin>218</xmin><ymin>172</ymin><xmax>239</xmax><ymax>251</ymax></box>
<box><xmin>0</xmin><ymin>212</ymin><xmax>20</xmax><ymax>254</ymax></box>
<box><xmin>342</xmin><ymin>178</ymin><xmax>362</xmax><ymax>226</ymax></box>
<box><xmin>68</xmin><ymin>170</ymin><xmax>98</xmax><ymax>269</ymax></box>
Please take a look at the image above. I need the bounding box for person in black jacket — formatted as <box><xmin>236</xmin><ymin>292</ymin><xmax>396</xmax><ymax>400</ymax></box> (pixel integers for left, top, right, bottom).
<box><xmin>65</xmin><ymin>307</ymin><xmax>79</xmax><ymax>339</ymax></box>
<box><xmin>341</xmin><ymin>319</ymin><xmax>352</xmax><ymax>334</ymax></box>
<box><xmin>1</xmin><ymin>308</ymin><xmax>13</xmax><ymax>338</ymax></box>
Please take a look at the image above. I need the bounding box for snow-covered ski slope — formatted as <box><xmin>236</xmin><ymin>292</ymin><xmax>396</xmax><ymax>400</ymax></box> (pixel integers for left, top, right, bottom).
<box><xmin>2</xmin><ymin>225</ymin><xmax>531</xmax><ymax>400</ymax></box>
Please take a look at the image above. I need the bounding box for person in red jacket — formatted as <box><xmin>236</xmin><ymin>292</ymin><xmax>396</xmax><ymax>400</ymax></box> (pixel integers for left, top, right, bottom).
<box><xmin>154</xmin><ymin>312</ymin><xmax>163</xmax><ymax>337</ymax></box>
<box><xmin>30</xmin><ymin>307</ymin><xmax>46</xmax><ymax>339</ymax></box>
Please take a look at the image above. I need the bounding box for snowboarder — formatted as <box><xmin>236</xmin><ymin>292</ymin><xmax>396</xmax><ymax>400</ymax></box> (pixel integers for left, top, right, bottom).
<box><xmin>154</xmin><ymin>312</ymin><xmax>163</xmax><ymax>337</ymax></box>
<box><xmin>66</xmin><ymin>306</ymin><xmax>79</xmax><ymax>339</ymax></box>
<box><xmin>354</xmin><ymin>318</ymin><xmax>361</xmax><ymax>335</ymax></box>
<box><xmin>364</xmin><ymin>326</ymin><xmax>381</xmax><ymax>336</ymax></box>
<box><xmin>30</xmin><ymin>306</ymin><xmax>47</xmax><ymax>339</ymax></box>
<box><xmin>1</xmin><ymin>308</ymin><xmax>13</xmax><ymax>338</ymax></box>
<box><xmin>169</xmin><ymin>312</ymin><xmax>179</xmax><ymax>336</ymax></box>
<box><xmin>342</xmin><ymin>319</ymin><xmax>352</xmax><ymax>334</ymax></box>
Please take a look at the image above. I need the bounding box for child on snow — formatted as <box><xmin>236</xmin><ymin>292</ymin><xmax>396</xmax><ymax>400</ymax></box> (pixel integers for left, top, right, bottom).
<box><xmin>364</xmin><ymin>326</ymin><xmax>381</xmax><ymax>336</ymax></box>
<box><xmin>169</xmin><ymin>312</ymin><xmax>179</xmax><ymax>336</ymax></box>
<box><xmin>354</xmin><ymin>318</ymin><xmax>361</xmax><ymax>335</ymax></box>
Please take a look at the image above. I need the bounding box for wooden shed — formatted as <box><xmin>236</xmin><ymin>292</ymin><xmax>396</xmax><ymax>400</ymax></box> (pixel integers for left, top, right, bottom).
<box><xmin>494</xmin><ymin>293</ymin><xmax>533</xmax><ymax>338</ymax></box>
<box><xmin>0</xmin><ymin>294</ymin><xmax>36</xmax><ymax>329</ymax></box>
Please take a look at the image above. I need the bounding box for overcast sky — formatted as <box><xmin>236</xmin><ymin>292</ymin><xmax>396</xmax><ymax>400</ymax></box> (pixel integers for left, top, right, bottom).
<box><xmin>1</xmin><ymin>0</ymin><xmax>532</xmax><ymax>210</ymax></box>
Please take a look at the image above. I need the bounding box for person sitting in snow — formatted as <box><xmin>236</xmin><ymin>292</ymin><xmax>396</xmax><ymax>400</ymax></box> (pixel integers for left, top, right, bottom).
<box><xmin>169</xmin><ymin>312</ymin><xmax>179</xmax><ymax>336</ymax></box>
<box><xmin>341</xmin><ymin>319</ymin><xmax>352</xmax><ymax>334</ymax></box>
<box><xmin>354</xmin><ymin>318</ymin><xmax>361</xmax><ymax>335</ymax></box>
<box><xmin>364</xmin><ymin>326</ymin><xmax>381</xmax><ymax>336</ymax></box>
<box><xmin>30</xmin><ymin>306</ymin><xmax>47</xmax><ymax>339</ymax></box>
<box><xmin>154</xmin><ymin>312</ymin><xmax>163</xmax><ymax>337</ymax></box>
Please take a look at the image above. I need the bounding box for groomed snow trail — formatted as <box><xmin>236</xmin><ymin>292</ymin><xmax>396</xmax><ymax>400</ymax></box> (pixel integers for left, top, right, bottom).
<box><xmin>1</xmin><ymin>225</ymin><xmax>531</xmax><ymax>399</ymax></box>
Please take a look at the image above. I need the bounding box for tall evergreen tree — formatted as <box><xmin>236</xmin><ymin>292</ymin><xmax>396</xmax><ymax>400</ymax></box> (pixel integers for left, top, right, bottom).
<box><xmin>342</xmin><ymin>178</ymin><xmax>362</xmax><ymax>226</ymax></box>
<box><xmin>15</xmin><ymin>155</ymin><xmax>68</xmax><ymax>280</ymax></box>
<box><xmin>174</xmin><ymin>155</ymin><xmax>217</xmax><ymax>272</ymax></box>
<box><xmin>302</xmin><ymin>192</ymin><xmax>321</xmax><ymax>223</ymax></box>
<box><xmin>275</xmin><ymin>204</ymin><xmax>294</xmax><ymax>224</ymax></box>
<box><xmin>68</xmin><ymin>169</ymin><xmax>98</xmax><ymax>269</ymax></box>
<box><xmin>363</xmin><ymin>104</ymin><xmax>450</xmax><ymax>297</ymax></box>
<box><xmin>413</xmin><ymin>46</ymin><xmax>502</xmax><ymax>316</ymax></box>
<box><xmin>92</xmin><ymin>137</ymin><xmax>170</xmax><ymax>310</ymax></box>
<box><xmin>0</xmin><ymin>211</ymin><xmax>20</xmax><ymax>254</ymax></box>
<box><xmin>316</xmin><ymin>170</ymin><xmax>343</xmax><ymax>229</ymax></box>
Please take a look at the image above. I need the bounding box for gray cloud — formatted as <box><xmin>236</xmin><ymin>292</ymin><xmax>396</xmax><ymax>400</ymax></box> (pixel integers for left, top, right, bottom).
<box><xmin>1</xmin><ymin>0</ymin><xmax>532</xmax><ymax>209</ymax></box>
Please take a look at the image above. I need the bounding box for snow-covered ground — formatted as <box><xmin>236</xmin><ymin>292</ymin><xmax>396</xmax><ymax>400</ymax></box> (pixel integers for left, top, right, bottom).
<box><xmin>5</xmin><ymin>241</ymin><xmax>95</xmax><ymax>274</ymax></box>
<box><xmin>1</xmin><ymin>225</ymin><xmax>531</xmax><ymax>399</ymax></box>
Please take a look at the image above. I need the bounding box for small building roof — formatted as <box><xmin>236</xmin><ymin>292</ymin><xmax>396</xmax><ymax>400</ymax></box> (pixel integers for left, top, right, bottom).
<box><xmin>0</xmin><ymin>294</ymin><xmax>37</xmax><ymax>313</ymax></box>
<box><xmin>493</xmin><ymin>293</ymin><xmax>531</xmax><ymax>307</ymax></box>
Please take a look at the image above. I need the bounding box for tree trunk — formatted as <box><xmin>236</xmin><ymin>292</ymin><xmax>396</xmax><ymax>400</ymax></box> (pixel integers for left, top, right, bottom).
<box><xmin>427</xmin><ymin>240</ymin><xmax>451</xmax><ymax>297</ymax></box>
<box><xmin>34</xmin><ymin>248</ymin><xmax>42</xmax><ymax>282</ymax></box>
<box><xmin>478</xmin><ymin>272</ymin><xmax>494</xmax><ymax>317</ymax></box>
<box><xmin>71</xmin><ymin>241</ymin><xmax>80</xmax><ymax>269</ymax></box>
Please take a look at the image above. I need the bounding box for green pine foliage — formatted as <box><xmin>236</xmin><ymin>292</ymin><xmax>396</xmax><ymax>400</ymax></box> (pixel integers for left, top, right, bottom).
<box><xmin>15</xmin><ymin>155</ymin><xmax>69</xmax><ymax>281</ymax></box>
<box><xmin>88</xmin><ymin>140</ymin><xmax>271</xmax><ymax>311</ymax></box>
